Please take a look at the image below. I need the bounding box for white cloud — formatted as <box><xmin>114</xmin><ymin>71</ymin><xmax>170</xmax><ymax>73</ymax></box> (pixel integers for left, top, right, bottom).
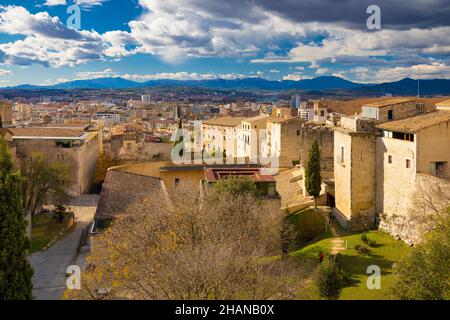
<box><xmin>75</xmin><ymin>68</ymin><xmax>117</xmax><ymax>80</ymax></box>
<box><xmin>282</xmin><ymin>73</ymin><xmax>310</xmax><ymax>81</ymax></box>
<box><xmin>315</xmin><ymin>67</ymin><xmax>331</xmax><ymax>75</ymax></box>
<box><xmin>269</xmin><ymin>69</ymin><xmax>280</xmax><ymax>73</ymax></box>
<box><xmin>121</xmin><ymin>72</ymin><xmax>247</xmax><ymax>81</ymax></box>
<box><xmin>0</xmin><ymin>6</ymin><xmax>103</xmax><ymax>67</ymax></box>
<box><xmin>75</xmin><ymin>0</ymin><xmax>108</xmax><ymax>8</ymax></box>
<box><xmin>43</xmin><ymin>0</ymin><xmax>67</xmax><ymax>6</ymax></box>
<box><xmin>0</xmin><ymin>69</ymin><xmax>12</xmax><ymax>76</ymax></box>
<box><xmin>371</xmin><ymin>63</ymin><xmax>450</xmax><ymax>82</ymax></box>
<box><xmin>252</xmin><ymin>25</ymin><xmax>450</xmax><ymax>65</ymax></box>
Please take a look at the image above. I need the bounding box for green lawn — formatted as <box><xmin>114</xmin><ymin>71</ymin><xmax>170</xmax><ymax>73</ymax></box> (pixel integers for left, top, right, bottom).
<box><xmin>291</xmin><ymin>230</ymin><xmax>412</xmax><ymax>300</ymax></box>
<box><xmin>30</xmin><ymin>214</ymin><xmax>74</xmax><ymax>253</ymax></box>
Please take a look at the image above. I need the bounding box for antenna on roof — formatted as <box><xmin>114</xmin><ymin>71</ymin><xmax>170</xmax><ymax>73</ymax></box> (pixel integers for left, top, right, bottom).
<box><xmin>417</xmin><ymin>79</ymin><xmax>420</xmax><ymax>99</ymax></box>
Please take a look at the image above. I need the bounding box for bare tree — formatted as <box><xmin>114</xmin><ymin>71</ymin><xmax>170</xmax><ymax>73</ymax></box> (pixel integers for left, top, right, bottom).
<box><xmin>413</xmin><ymin>175</ymin><xmax>450</xmax><ymax>233</ymax></box>
<box><xmin>66</xmin><ymin>188</ymin><xmax>314</xmax><ymax>300</ymax></box>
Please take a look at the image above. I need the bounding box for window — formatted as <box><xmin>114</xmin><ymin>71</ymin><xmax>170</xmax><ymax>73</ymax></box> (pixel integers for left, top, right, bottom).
<box><xmin>340</xmin><ymin>146</ymin><xmax>345</xmax><ymax>164</ymax></box>
<box><xmin>174</xmin><ymin>178</ymin><xmax>180</xmax><ymax>187</ymax></box>
<box><xmin>430</xmin><ymin>161</ymin><xmax>448</xmax><ymax>178</ymax></box>
<box><xmin>387</xmin><ymin>109</ymin><xmax>393</xmax><ymax>120</ymax></box>
<box><xmin>406</xmin><ymin>159</ymin><xmax>411</xmax><ymax>169</ymax></box>
<box><xmin>388</xmin><ymin>155</ymin><xmax>393</xmax><ymax>164</ymax></box>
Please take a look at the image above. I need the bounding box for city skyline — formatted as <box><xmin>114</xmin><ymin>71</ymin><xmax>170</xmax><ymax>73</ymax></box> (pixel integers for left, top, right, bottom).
<box><xmin>0</xmin><ymin>0</ymin><xmax>450</xmax><ymax>87</ymax></box>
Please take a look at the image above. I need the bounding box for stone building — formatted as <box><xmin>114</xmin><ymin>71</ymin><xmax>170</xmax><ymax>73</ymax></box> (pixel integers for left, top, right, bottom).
<box><xmin>264</xmin><ymin>117</ymin><xmax>303</xmax><ymax>168</ymax></box>
<box><xmin>91</xmin><ymin>162</ymin><xmax>281</xmax><ymax>236</ymax></box>
<box><xmin>333</xmin><ymin>116</ymin><xmax>378</xmax><ymax>230</ymax></box>
<box><xmin>333</xmin><ymin>98</ymin><xmax>450</xmax><ymax>243</ymax></box>
<box><xmin>361</xmin><ymin>98</ymin><xmax>421</xmax><ymax>122</ymax></box>
<box><xmin>375</xmin><ymin>109</ymin><xmax>450</xmax><ymax>243</ymax></box>
<box><xmin>237</xmin><ymin>114</ymin><xmax>269</xmax><ymax>163</ymax></box>
<box><xmin>3</xmin><ymin>127</ymin><xmax>100</xmax><ymax>197</ymax></box>
<box><xmin>299</xmin><ymin>123</ymin><xmax>334</xmax><ymax>173</ymax></box>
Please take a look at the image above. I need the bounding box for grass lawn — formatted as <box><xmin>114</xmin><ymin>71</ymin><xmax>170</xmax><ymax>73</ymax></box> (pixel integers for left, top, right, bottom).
<box><xmin>30</xmin><ymin>214</ymin><xmax>74</xmax><ymax>253</ymax></box>
<box><xmin>291</xmin><ymin>230</ymin><xmax>412</xmax><ymax>300</ymax></box>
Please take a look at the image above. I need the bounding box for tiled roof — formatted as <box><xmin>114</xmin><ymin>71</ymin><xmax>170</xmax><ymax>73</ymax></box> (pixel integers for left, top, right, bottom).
<box><xmin>9</xmin><ymin>127</ymin><xmax>85</xmax><ymax>138</ymax></box>
<box><xmin>202</xmin><ymin>116</ymin><xmax>247</xmax><ymax>127</ymax></box>
<box><xmin>242</xmin><ymin>114</ymin><xmax>270</xmax><ymax>123</ymax></box>
<box><xmin>95</xmin><ymin>169</ymin><xmax>164</xmax><ymax>220</ymax></box>
<box><xmin>436</xmin><ymin>99</ymin><xmax>450</xmax><ymax>108</ymax></box>
<box><xmin>376</xmin><ymin>111</ymin><xmax>450</xmax><ymax>133</ymax></box>
<box><xmin>362</xmin><ymin>98</ymin><xmax>414</xmax><ymax>108</ymax></box>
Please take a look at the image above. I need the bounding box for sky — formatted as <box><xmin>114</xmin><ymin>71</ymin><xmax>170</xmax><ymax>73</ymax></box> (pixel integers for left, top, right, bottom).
<box><xmin>0</xmin><ymin>0</ymin><xmax>450</xmax><ymax>86</ymax></box>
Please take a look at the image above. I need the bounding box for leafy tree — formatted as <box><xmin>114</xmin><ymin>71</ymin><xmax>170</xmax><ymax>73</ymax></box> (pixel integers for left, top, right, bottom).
<box><xmin>213</xmin><ymin>176</ymin><xmax>258</xmax><ymax>196</ymax></box>
<box><xmin>22</xmin><ymin>152</ymin><xmax>72</xmax><ymax>219</ymax></box>
<box><xmin>392</xmin><ymin>208</ymin><xmax>450</xmax><ymax>300</ymax></box>
<box><xmin>94</xmin><ymin>152</ymin><xmax>122</xmax><ymax>187</ymax></box>
<box><xmin>0</xmin><ymin>139</ymin><xmax>33</xmax><ymax>300</ymax></box>
<box><xmin>314</xmin><ymin>258</ymin><xmax>344</xmax><ymax>300</ymax></box>
<box><xmin>305</xmin><ymin>139</ymin><xmax>321</xmax><ymax>208</ymax></box>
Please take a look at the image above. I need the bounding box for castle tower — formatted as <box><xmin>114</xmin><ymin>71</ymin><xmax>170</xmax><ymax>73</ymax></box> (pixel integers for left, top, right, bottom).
<box><xmin>333</xmin><ymin>116</ymin><xmax>378</xmax><ymax>230</ymax></box>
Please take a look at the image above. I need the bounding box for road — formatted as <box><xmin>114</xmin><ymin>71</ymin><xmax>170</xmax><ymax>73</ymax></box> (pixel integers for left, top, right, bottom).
<box><xmin>30</xmin><ymin>195</ymin><xmax>98</xmax><ymax>300</ymax></box>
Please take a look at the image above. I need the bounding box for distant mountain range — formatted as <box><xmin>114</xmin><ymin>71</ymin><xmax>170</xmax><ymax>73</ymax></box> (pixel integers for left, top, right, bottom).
<box><xmin>3</xmin><ymin>76</ymin><xmax>450</xmax><ymax>95</ymax></box>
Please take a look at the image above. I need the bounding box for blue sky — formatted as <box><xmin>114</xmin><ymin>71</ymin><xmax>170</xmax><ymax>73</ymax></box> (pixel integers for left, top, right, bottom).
<box><xmin>0</xmin><ymin>0</ymin><xmax>450</xmax><ymax>86</ymax></box>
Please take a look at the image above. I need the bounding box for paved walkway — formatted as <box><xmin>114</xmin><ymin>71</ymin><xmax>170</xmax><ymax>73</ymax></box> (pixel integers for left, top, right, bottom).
<box><xmin>30</xmin><ymin>195</ymin><xmax>98</xmax><ymax>300</ymax></box>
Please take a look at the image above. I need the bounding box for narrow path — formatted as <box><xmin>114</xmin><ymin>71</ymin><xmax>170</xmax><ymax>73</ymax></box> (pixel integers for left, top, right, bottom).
<box><xmin>30</xmin><ymin>195</ymin><xmax>98</xmax><ymax>300</ymax></box>
<box><xmin>317</xmin><ymin>206</ymin><xmax>346</xmax><ymax>255</ymax></box>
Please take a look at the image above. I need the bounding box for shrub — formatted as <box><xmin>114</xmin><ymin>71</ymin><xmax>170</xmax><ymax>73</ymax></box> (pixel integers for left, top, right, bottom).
<box><xmin>355</xmin><ymin>243</ymin><xmax>370</xmax><ymax>254</ymax></box>
<box><xmin>52</xmin><ymin>205</ymin><xmax>67</xmax><ymax>223</ymax></box>
<box><xmin>368</xmin><ymin>240</ymin><xmax>377</xmax><ymax>247</ymax></box>
<box><xmin>288</xmin><ymin>208</ymin><xmax>325</xmax><ymax>243</ymax></box>
<box><xmin>361</xmin><ymin>233</ymin><xmax>369</xmax><ymax>244</ymax></box>
<box><xmin>314</xmin><ymin>259</ymin><xmax>344</xmax><ymax>299</ymax></box>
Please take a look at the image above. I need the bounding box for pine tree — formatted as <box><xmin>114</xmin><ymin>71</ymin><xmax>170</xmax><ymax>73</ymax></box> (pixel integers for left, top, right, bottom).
<box><xmin>305</xmin><ymin>139</ymin><xmax>322</xmax><ymax>208</ymax></box>
<box><xmin>0</xmin><ymin>139</ymin><xmax>33</xmax><ymax>300</ymax></box>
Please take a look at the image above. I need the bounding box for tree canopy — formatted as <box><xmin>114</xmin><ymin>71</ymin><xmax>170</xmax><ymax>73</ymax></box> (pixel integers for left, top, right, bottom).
<box><xmin>0</xmin><ymin>139</ymin><xmax>33</xmax><ymax>300</ymax></box>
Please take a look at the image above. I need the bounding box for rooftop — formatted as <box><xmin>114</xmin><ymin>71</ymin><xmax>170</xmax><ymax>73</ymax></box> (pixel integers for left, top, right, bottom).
<box><xmin>362</xmin><ymin>98</ymin><xmax>414</xmax><ymax>108</ymax></box>
<box><xmin>436</xmin><ymin>99</ymin><xmax>450</xmax><ymax>109</ymax></box>
<box><xmin>376</xmin><ymin>111</ymin><xmax>450</xmax><ymax>133</ymax></box>
<box><xmin>95</xmin><ymin>169</ymin><xmax>164</xmax><ymax>220</ymax></box>
<box><xmin>204</xmin><ymin>167</ymin><xmax>275</xmax><ymax>182</ymax></box>
<box><xmin>9</xmin><ymin>128</ymin><xmax>87</xmax><ymax>139</ymax></box>
<box><xmin>202</xmin><ymin>116</ymin><xmax>247</xmax><ymax>127</ymax></box>
<box><xmin>242</xmin><ymin>114</ymin><xmax>269</xmax><ymax>123</ymax></box>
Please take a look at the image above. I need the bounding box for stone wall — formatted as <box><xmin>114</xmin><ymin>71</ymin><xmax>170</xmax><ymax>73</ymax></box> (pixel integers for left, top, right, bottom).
<box><xmin>299</xmin><ymin>124</ymin><xmax>334</xmax><ymax>172</ymax></box>
<box><xmin>379</xmin><ymin>173</ymin><xmax>450</xmax><ymax>245</ymax></box>
<box><xmin>279</xmin><ymin>118</ymin><xmax>303</xmax><ymax>168</ymax></box>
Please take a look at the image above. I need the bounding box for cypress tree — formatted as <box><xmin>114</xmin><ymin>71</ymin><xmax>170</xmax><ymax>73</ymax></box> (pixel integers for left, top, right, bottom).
<box><xmin>0</xmin><ymin>139</ymin><xmax>33</xmax><ymax>300</ymax></box>
<box><xmin>305</xmin><ymin>139</ymin><xmax>322</xmax><ymax>208</ymax></box>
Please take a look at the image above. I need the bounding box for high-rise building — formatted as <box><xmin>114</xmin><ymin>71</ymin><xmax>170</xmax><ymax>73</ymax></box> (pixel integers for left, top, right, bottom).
<box><xmin>141</xmin><ymin>95</ymin><xmax>152</xmax><ymax>104</ymax></box>
<box><xmin>290</xmin><ymin>95</ymin><xmax>301</xmax><ymax>109</ymax></box>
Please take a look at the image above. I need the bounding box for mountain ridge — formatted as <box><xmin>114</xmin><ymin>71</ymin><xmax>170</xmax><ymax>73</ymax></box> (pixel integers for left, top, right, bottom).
<box><xmin>2</xmin><ymin>76</ymin><xmax>450</xmax><ymax>95</ymax></box>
